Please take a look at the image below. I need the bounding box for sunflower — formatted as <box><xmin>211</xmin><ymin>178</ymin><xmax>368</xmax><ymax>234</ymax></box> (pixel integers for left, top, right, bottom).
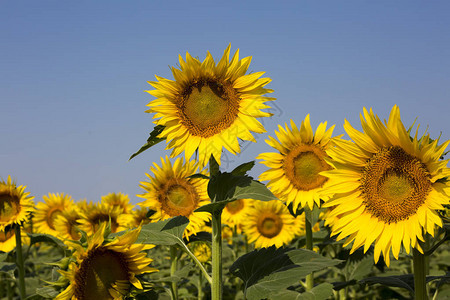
<box><xmin>258</xmin><ymin>116</ymin><xmax>337</xmax><ymax>211</ymax></box>
<box><xmin>138</xmin><ymin>156</ymin><xmax>210</xmax><ymax>238</ymax></box>
<box><xmin>78</xmin><ymin>202</ymin><xmax>129</xmax><ymax>236</ymax></box>
<box><xmin>222</xmin><ymin>198</ymin><xmax>254</xmax><ymax>231</ymax></box>
<box><xmin>0</xmin><ymin>176</ymin><xmax>34</xmax><ymax>231</ymax></box>
<box><xmin>241</xmin><ymin>200</ymin><xmax>300</xmax><ymax>248</ymax></box>
<box><xmin>102</xmin><ymin>192</ymin><xmax>135</xmax><ymax>214</ymax></box>
<box><xmin>56</xmin><ymin>223</ymin><xmax>157</xmax><ymax>300</ymax></box>
<box><xmin>189</xmin><ymin>241</ymin><xmax>212</xmax><ymax>263</ymax></box>
<box><xmin>34</xmin><ymin>193</ymin><xmax>74</xmax><ymax>236</ymax></box>
<box><xmin>0</xmin><ymin>226</ymin><xmax>31</xmax><ymax>253</ymax></box>
<box><xmin>53</xmin><ymin>206</ymin><xmax>82</xmax><ymax>241</ymax></box>
<box><xmin>118</xmin><ymin>207</ymin><xmax>151</xmax><ymax>230</ymax></box>
<box><xmin>146</xmin><ymin>45</ymin><xmax>274</xmax><ymax>167</ymax></box>
<box><xmin>322</xmin><ymin>105</ymin><xmax>450</xmax><ymax>266</ymax></box>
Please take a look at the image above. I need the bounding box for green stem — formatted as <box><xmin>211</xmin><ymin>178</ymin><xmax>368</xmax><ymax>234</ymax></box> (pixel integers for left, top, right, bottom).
<box><xmin>15</xmin><ymin>225</ymin><xmax>26</xmax><ymax>299</ymax></box>
<box><xmin>170</xmin><ymin>245</ymin><xmax>179</xmax><ymax>300</ymax></box>
<box><xmin>413</xmin><ymin>248</ymin><xmax>428</xmax><ymax>300</ymax></box>
<box><xmin>198</xmin><ymin>269</ymin><xmax>203</xmax><ymax>300</ymax></box>
<box><xmin>305</xmin><ymin>208</ymin><xmax>314</xmax><ymax>291</ymax></box>
<box><xmin>211</xmin><ymin>209</ymin><xmax>223</xmax><ymax>300</ymax></box>
<box><xmin>180</xmin><ymin>243</ymin><xmax>212</xmax><ymax>284</ymax></box>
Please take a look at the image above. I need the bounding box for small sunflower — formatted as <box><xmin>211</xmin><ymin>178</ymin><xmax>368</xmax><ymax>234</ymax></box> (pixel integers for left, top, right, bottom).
<box><xmin>138</xmin><ymin>156</ymin><xmax>211</xmax><ymax>238</ymax></box>
<box><xmin>102</xmin><ymin>192</ymin><xmax>135</xmax><ymax>214</ymax></box>
<box><xmin>257</xmin><ymin>116</ymin><xmax>337</xmax><ymax>211</ymax></box>
<box><xmin>222</xmin><ymin>198</ymin><xmax>254</xmax><ymax>231</ymax></box>
<box><xmin>146</xmin><ymin>45</ymin><xmax>274</xmax><ymax>167</ymax></box>
<box><xmin>118</xmin><ymin>207</ymin><xmax>151</xmax><ymax>229</ymax></box>
<box><xmin>53</xmin><ymin>206</ymin><xmax>82</xmax><ymax>241</ymax></box>
<box><xmin>56</xmin><ymin>223</ymin><xmax>157</xmax><ymax>300</ymax></box>
<box><xmin>322</xmin><ymin>105</ymin><xmax>450</xmax><ymax>266</ymax></box>
<box><xmin>78</xmin><ymin>202</ymin><xmax>129</xmax><ymax>236</ymax></box>
<box><xmin>0</xmin><ymin>176</ymin><xmax>34</xmax><ymax>231</ymax></box>
<box><xmin>241</xmin><ymin>200</ymin><xmax>299</xmax><ymax>248</ymax></box>
<box><xmin>189</xmin><ymin>241</ymin><xmax>212</xmax><ymax>263</ymax></box>
<box><xmin>34</xmin><ymin>193</ymin><xmax>74</xmax><ymax>236</ymax></box>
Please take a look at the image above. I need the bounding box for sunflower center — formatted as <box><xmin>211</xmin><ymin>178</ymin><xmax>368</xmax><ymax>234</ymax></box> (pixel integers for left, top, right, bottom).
<box><xmin>361</xmin><ymin>146</ymin><xmax>431</xmax><ymax>223</ymax></box>
<box><xmin>179</xmin><ymin>79</ymin><xmax>239</xmax><ymax>137</ymax></box>
<box><xmin>75</xmin><ymin>247</ymin><xmax>130</xmax><ymax>300</ymax></box>
<box><xmin>257</xmin><ymin>212</ymin><xmax>283</xmax><ymax>238</ymax></box>
<box><xmin>160</xmin><ymin>178</ymin><xmax>199</xmax><ymax>217</ymax></box>
<box><xmin>0</xmin><ymin>193</ymin><xmax>20</xmax><ymax>223</ymax></box>
<box><xmin>284</xmin><ymin>144</ymin><xmax>330</xmax><ymax>191</ymax></box>
<box><xmin>47</xmin><ymin>209</ymin><xmax>63</xmax><ymax>230</ymax></box>
<box><xmin>225</xmin><ymin>199</ymin><xmax>244</xmax><ymax>214</ymax></box>
<box><xmin>0</xmin><ymin>230</ymin><xmax>14</xmax><ymax>242</ymax></box>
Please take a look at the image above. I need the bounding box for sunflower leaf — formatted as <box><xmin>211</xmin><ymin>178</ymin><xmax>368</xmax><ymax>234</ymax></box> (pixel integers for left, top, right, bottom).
<box><xmin>231</xmin><ymin>161</ymin><xmax>255</xmax><ymax>176</ymax></box>
<box><xmin>360</xmin><ymin>275</ymin><xmax>415</xmax><ymax>292</ymax></box>
<box><xmin>132</xmin><ymin>216</ymin><xmax>189</xmax><ymax>246</ymax></box>
<box><xmin>271</xmin><ymin>283</ymin><xmax>334</xmax><ymax>300</ymax></box>
<box><xmin>230</xmin><ymin>246</ymin><xmax>341</xmax><ymax>300</ymax></box>
<box><xmin>27</xmin><ymin>233</ymin><xmax>66</xmax><ymax>251</ymax></box>
<box><xmin>207</xmin><ymin>172</ymin><xmax>276</xmax><ymax>203</ymax></box>
<box><xmin>186</xmin><ymin>173</ymin><xmax>210</xmax><ymax>180</ymax></box>
<box><xmin>209</xmin><ymin>154</ymin><xmax>220</xmax><ymax>176</ymax></box>
<box><xmin>35</xmin><ymin>286</ymin><xmax>60</xmax><ymax>299</ymax></box>
<box><xmin>129</xmin><ymin>125</ymin><xmax>166</xmax><ymax>160</ymax></box>
<box><xmin>0</xmin><ymin>261</ymin><xmax>16</xmax><ymax>278</ymax></box>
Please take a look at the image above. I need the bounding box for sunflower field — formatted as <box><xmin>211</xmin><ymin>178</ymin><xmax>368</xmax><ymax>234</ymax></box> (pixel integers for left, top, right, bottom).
<box><xmin>1</xmin><ymin>46</ymin><xmax>449</xmax><ymax>300</ymax></box>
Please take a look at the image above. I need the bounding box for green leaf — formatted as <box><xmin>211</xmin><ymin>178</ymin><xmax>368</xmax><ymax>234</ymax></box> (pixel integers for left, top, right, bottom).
<box><xmin>151</xmin><ymin>263</ymin><xmax>194</xmax><ymax>283</ymax></box>
<box><xmin>0</xmin><ymin>261</ymin><xmax>16</xmax><ymax>278</ymax></box>
<box><xmin>27</xmin><ymin>233</ymin><xmax>66</xmax><ymax>250</ymax></box>
<box><xmin>197</xmin><ymin>173</ymin><xmax>276</xmax><ymax>213</ymax></box>
<box><xmin>231</xmin><ymin>161</ymin><xmax>255</xmax><ymax>176</ymax></box>
<box><xmin>0</xmin><ymin>252</ymin><xmax>8</xmax><ymax>262</ymax></box>
<box><xmin>186</xmin><ymin>173</ymin><xmax>210</xmax><ymax>180</ymax></box>
<box><xmin>36</xmin><ymin>286</ymin><xmax>60</xmax><ymax>299</ymax></box>
<box><xmin>273</xmin><ymin>283</ymin><xmax>334</xmax><ymax>300</ymax></box>
<box><xmin>209</xmin><ymin>154</ymin><xmax>220</xmax><ymax>176</ymax></box>
<box><xmin>207</xmin><ymin>172</ymin><xmax>276</xmax><ymax>203</ymax></box>
<box><xmin>126</xmin><ymin>216</ymin><xmax>189</xmax><ymax>246</ymax></box>
<box><xmin>230</xmin><ymin>246</ymin><xmax>342</xmax><ymax>300</ymax></box>
<box><xmin>360</xmin><ymin>275</ymin><xmax>414</xmax><ymax>292</ymax></box>
<box><xmin>129</xmin><ymin>125</ymin><xmax>166</xmax><ymax>160</ymax></box>
<box><xmin>348</xmin><ymin>257</ymin><xmax>374</xmax><ymax>281</ymax></box>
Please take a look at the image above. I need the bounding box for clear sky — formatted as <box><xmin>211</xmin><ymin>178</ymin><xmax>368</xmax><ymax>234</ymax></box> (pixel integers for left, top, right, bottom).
<box><xmin>1</xmin><ymin>1</ymin><xmax>449</xmax><ymax>204</ymax></box>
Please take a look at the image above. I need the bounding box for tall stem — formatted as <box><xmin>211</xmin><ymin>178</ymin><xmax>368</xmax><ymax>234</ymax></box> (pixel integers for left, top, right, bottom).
<box><xmin>170</xmin><ymin>245</ymin><xmax>179</xmax><ymax>300</ymax></box>
<box><xmin>305</xmin><ymin>208</ymin><xmax>314</xmax><ymax>291</ymax></box>
<box><xmin>211</xmin><ymin>209</ymin><xmax>223</xmax><ymax>300</ymax></box>
<box><xmin>15</xmin><ymin>225</ymin><xmax>26</xmax><ymax>299</ymax></box>
<box><xmin>413</xmin><ymin>248</ymin><xmax>427</xmax><ymax>300</ymax></box>
<box><xmin>198</xmin><ymin>270</ymin><xmax>203</xmax><ymax>300</ymax></box>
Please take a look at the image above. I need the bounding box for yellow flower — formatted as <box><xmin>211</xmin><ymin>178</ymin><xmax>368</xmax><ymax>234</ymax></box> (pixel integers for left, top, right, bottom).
<box><xmin>146</xmin><ymin>45</ymin><xmax>274</xmax><ymax>167</ymax></box>
<box><xmin>189</xmin><ymin>241</ymin><xmax>212</xmax><ymax>263</ymax></box>
<box><xmin>138</xmin><ymin>156</ymin><xmax>211</xmax><ymax>239</ymax></box>
<box><xmin>322</xmin><ymin>105</ymin><xmax>450</xmax><ymax>266</ymax></box>
<box><xmin>102</xmin><ymin>192</ymin><xmax>135</xmax><ymax>214</ymax></box>
<box><xmin>56</xmin><ymin>223</ymin><xmax>157</xmax><ymax>299</ymax></box>
<box><xmin>258</xmin><ymin>116</ymin><xmax>337</xmax><ymax>211</ymax></box>
<box><xmin>241</xmin><ymin>200</ymin><xmax>300</xmax><ymax>248</ymax></box>
<box><xmin>118</xmin><ymin>207</ymin><xmax>151</xmax><ymax>229</ymax></box>
<box><xmin>34</xmin><ymin>193</ymin><xmax>74</xmax><ymax>236</ymax></box>
<box><xmin>0</xmin><ymin>176</ymin><xmax>34</xmax><ymax>231</ymax></box>
<box><xmin>222</xmin><ymin>199</ymin><xmax>254</xmax><ymax>231</ymax></box>
<box><xmin>78</xmin><ymin>202</ymin><xmax>129</xmax><ymax>236</ymax></box>
<box><xmin>53</xmin><ymin>206</ymin><xmax>82</xmax><ymax>241</ymax></box>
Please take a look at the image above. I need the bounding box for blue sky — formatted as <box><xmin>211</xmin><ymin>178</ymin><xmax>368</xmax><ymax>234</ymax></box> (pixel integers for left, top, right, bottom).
<box><xmin>1</xmin><ymin>1</ymin><xmax>449</xmax><ymax>204</ymax></box>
